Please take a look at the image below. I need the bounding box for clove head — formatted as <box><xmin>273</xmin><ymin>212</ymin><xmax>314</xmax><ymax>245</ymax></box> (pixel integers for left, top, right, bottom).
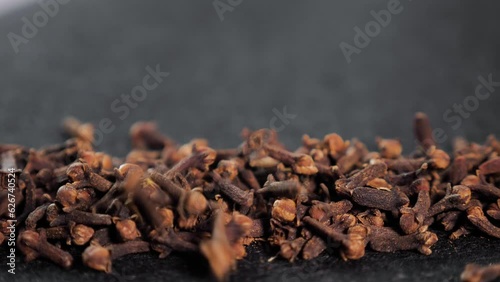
<box><xmin>184</xmin><ymin>189</ymin><xmax>208</xmax><ymax>216</ymax></box>
<box><xmin>376</xmin><ymin>138</ymin><xmax>402</xmax><ymax>159</ymax></box>
<box><xmin>341</xmin><ymin>225</ymin><xmax>369</xmax><ymax>260</ymax></box>
<box><xmin>56</xmin><ymin>184</ymin><xmax>78</xmax><ymax>211</ymax></box>
<box><xmin>115</xmin><ymin>219</ymin><xmax>141</xmax><ymax>241</ymax></box>
<box><xmin>82</xmin><ymin>245</ymin><xmax>112</xmax><ymax>273</ymax></box>
<box><xmin>70</xmin><ymin>223</ymin><xmax>95</xmax><ymax>245</ymax></box>
<box><xmin>415</xmin><ymin>231</ymin><xmax>438</xmax><ymax>255</ymax></box>
<box><xmin>323</xmin><ymin>133</ymin><xmax>347</xmax><ymax>159</ymax></box>
<box><xmin>214</xmin><ymin>160</ymin><xmax>239</xmax><ymax>180</ymax></box>
<box><xmin>66</xmin><ymin>162</ymin><xmax>87</xmax><ymax>182</ymax></box>
<box><xmin>293</xmin><ymin>155</ymin><xmax>319</xmax><ymax>175</ymax></box>
<box><xmin>272</xmin><ymin>199</ymin><xmax>296</xmax><ymax>223</ymax></box>
<box><xmin>451</xmin><ymin>185</ymin><xmax>472</xmax><ymax>206</ymax></box>
<box><xmin>429</xmin><ymin>149</ymin><xmax>450</xmax><ymax>169</ymax></box>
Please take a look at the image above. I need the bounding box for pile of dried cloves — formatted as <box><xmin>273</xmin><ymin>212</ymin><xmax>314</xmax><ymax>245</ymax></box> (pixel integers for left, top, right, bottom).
<box><xmin>2</xmin><ymin>113</ymin><xmax>500</xmax><ymax>281</ymax></box>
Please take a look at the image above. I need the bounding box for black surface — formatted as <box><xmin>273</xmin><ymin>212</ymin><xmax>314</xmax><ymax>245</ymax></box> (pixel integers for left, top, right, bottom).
<box><xmin>2</xmin><ymin>233</ymin><xmax>500</xmax><ymax>282</ymax></box>
<box><xmin>1</xmin><ymin>0</ymin><xmax>500</xmax><ymax>281</ymax></box>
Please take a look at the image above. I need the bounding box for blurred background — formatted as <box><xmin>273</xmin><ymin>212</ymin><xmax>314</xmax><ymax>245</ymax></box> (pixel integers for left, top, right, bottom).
<box><xmin>1</xmin><ymin>0</ymin><xmax>499</xmax><ymax>156</ymax></box>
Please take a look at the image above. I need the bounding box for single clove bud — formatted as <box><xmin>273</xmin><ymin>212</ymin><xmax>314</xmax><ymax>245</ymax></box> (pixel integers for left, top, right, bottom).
<box><xmin>400</xmin><ymin>189</ymin><xmax>431</xmax><ymax>234</ymax></box>
<box><xmin>467</xmin><ymin>184</ymin><xmax>500</xmax><ymax>199</ymax></box>
<box><xmin>224</xmin><ymin>212</ymin><xmax>253</xmax><ymax>259</ymax></box>
<box><xmin>69</xmin><ymin>222</ymin><xmax>95</xmax><ymax>245</ymax></box>
<box><xmin>368</xmin><ymin>226</ymin><xmax>438</xmax><ymax>255</ymax></box>
<box><xmin>129</xmin><ymin>121</ymin><xmax>175</xmax><ymax>150</ymax></box>
<box><xmin>150</xmin><ymin>170</ymin><xmax>208</xmax><ymax>226</ymax></box>
<box><xmin>427</xmin><ymin>185</ymin><xmax>471</xmax><ymax>217</ymax></box>
<box><xmin>91</xmin><ymin>163</ymin><xmax>144</xmax><ymax>212</ymax></box>
<box><xmin>56</xmin><ymin>184</ymin><xmax>94</xmax><ymax>213</ymax></box>
<box><xmin>200</xmin><ymin>211</ymin><xmax>236</xmax><ymax>281</ymax></box>
<box><xmin>336</xmin><ymin>140</ymin><xmax>367</xmax><ymax>174</ymax></box>
<box><xmin>413</xmin><ymin>112</ymin><xmax>435</xmax><ymax>151</ymax></box>
<box><xmin>165</xmin><ymin>148</ymin><xmax>216</xmax><ymax>178</ymax></box>
<box><xmin>63</xmin><ymin>117</ymin><xmax>94</xmax><ymax>144</ymax></box>
<box><xmin>19</xmin><ymin>229</ymin><xmax>73</xmax><ymax>268</ymax></box>
<box><xmin>115</xmin><ymin>219</ymin><xmax>141</xmax><ymax>241</ymax></box>
<box><xmin>50</xmin><ymin>210</ymin><xmax>113</xmax><ymax>227</ymax></box>
<box><xmin>437</xmin><ymin>211</ymin><xmax>462</xmax><ymax>231</ymax></box>
<box><xmin>478</xmin><ymin>157</ymin><xmax>500</xmax><ymax>175</ymax></box>
<box><xmin>461</xmin><ymin>263</ymin><xmax>500</xmax><ymax>282</ymax></box>
<box><xmin>335</xmin><ymin>162</ymin><xmax>387</xmax><ymax>196</ymax></box>
<box><xmin>428</xmin><ymin>148</ymin><xmax>451</xmax><ymax>169</ymax></box>
<box><xmin>25</xmin><ymin>203</ymin><xmax>49</xmax><ymax>230</ymax></box>
<box><xmin>309</xmin><ymin>200</ymin><xmax>353</xmax><ymax>223</ymax></box>
<box><xmin>78</xmin><ymin>151</ymin><xmax>114</xmax><ymax>173</ymax></box>
<box><xmin>82</xmin><ymin>244</ymin><xmax>112</xmax><ymax>273</ymax></box>
<box><xmin>450</xmin><ymin>156</ymin><xmax>468</xmax><ymax>185</ymax></box>
<box><xmin>108</xmin><ymin>240</ymin><xmax>150</xmax><ymax>259</ymax></box>
<box><xmin>322</xmin><ymin>133</ymin><xmax>348</xmax><ymax>160</ymax></box>
<box><xmin>210</xmin><ymin>172</ymin><xmax>253</xmax><ymax>207</ymax></box>
<box><xmin>450</xmin><ymin>225</ymin><xmax>473</xmax><ymax>241</ymax></box>
<box><xmin>376</xmin><ymin>138</ymin><xmax>402</xmax><ymax>159</ymax></box>
<box><xmin>150</xmin><ymin>170</ymin><xmax>189</xmax><ymax>201</ymax></box>
<box><xmin>385</xmin><ymin>163</ymin><xmax>428</xmax><ymax>186</ymax></box>
<box><xmin>257</xmin><ymin>177</ymin><xmax>303</xmax><ymax>200</ymax></box>
<box><xmin>238</xmin><ymin>167</ymin><xmax>261</xmax><ymax>191</ymax></box>
<box><xmin>151</xmin><ymin>229</ymin><xmax>197</xmax><ymax>252</ymax></box>
<box><xmin>486</xmin><ymin>200</ymin><xmax>500</xmax><ymax>221</ymax></box>
<box><xmin>66</xmin><ymin>162</ymin><xmax>113</xmax><ymax>192</ymax></box>
<box><xmin>82</xmin><ymin>241</ymin><xmax>151</xmax><ymax>273</ymax></box>
<box><xmin>45</xmin><ymin>203</ymin><xmax>60</xmax><ymax>223</ymax></box>
<box><xmin>466</xmin><ymin>206</ymin><xmax>500</xmax><ymax>239</ymax></box>
<box><xmin>140</xmin><ymin>177</ymin><xmax>173</xmax><ymax>207</ymax></box>
<box><xmin>271</xmin><ymin>198</ymin><xmax>296</xmax><ymax>223</ymax></box>
<box><xmin>303</xmin><ymin>216</ymin><xmax>368</xmax><ymax>260</ymax></box>
<box><xmin>352</xmin><ymin>187</ymin><xmax>409</xmax><ymax>212</ymax></box>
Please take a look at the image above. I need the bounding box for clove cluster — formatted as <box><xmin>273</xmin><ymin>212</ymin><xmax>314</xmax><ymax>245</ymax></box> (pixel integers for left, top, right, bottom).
<box><xmin>1</xmin><ymin>113</ymin><xmax>500</xmax><ymax>281</ymax></box>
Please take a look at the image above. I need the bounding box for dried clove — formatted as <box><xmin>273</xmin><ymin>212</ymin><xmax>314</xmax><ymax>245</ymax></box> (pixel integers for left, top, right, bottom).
<box><xmin>413</xmin><ymin>112</ymin><xmax>435</xmax><ymax>151</ymax></box>
<box><xmin>352</xmin><ymin>186</ymin><xmax>409</xmax><ymax>212</ymax></box>
<box><xmin>50</xmin><ymin>210</ymin><xmax>113</xmax><ymax>227</ymax></box>
<box><xmin>467</xmin><ymin>206</ymin><xmax>500</xmax><ymax>239</ymax></box>
<box><xmin>368</xmin><ymin>226</ymin><xmax>438</xmax><ymax>255</ymax></box>
<box><xmin>427</xmin><ymin>185</ymin><xmax>472</xmax><ymax>217</ymax></box>
<box><xmin>66</xmin><ymin>162</ymin><xmax>113</xmax><ymax>192</ymax></box>
<box><xmin>4</xmin><ymin>113</ymin><xmax>500</xmax><ymax>281</ymax></box>
<box><xmin>210</xmin><ymin>171</ymin><xmax>253</xmax><ymax>207</ymax></box>
<box><xmin>19</xmin><ymin>229</ymin><xmax>74</xmax><ymax>268</ymax></box>
<box><xmin>335</xmin><ymin>162</ymin><xmax>387</xmax><ymax>196</ymax></box>
<box><xmin>399</xmin><ymin>189</ymin><xmax>430</xmax><ymax>234</ymax></box>
<box><xmin>303</xmin><ymin>216</ymin><xmax>368</xmax><ymax>260</ymax></box>
<box><xmin>280</xmin><ymin>237</ymin><xmax>306</xmax><ymax>262</ymax></box>
<box><xmin>461</xmin><ymin>263</ymin><xmax>500</xmax><ymax>282</ymax></box>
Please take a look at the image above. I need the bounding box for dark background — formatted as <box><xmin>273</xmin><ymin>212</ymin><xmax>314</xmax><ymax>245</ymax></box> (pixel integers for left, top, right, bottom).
<box><xmin>1</xmin><ymin>0</ymin><xmax>500</xmax><ymax>281</ymax></box>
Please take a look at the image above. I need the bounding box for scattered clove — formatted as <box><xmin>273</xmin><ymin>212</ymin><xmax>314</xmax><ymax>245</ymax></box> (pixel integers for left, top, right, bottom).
<box><xmin>461</xmin><ymin>263</ymin><xmax>500</xmax><ymax>282</ymax></box>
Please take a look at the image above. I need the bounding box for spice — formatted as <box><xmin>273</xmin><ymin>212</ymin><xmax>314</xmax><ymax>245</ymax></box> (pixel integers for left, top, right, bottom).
<box><xmin>18</xmin><ymin>229</ymin><xmax>73</xmax><ymax>268</ymax></box>
<box><xmin>461</xmin><ymin>263</ymin><xmax>500</xmax><ymax>282</ymax></box>
<box><xmin>368</xmin><ymin>226</ymin><xmax>438</xmax><ymax>255</ymax></box>
<box><xmin>1</xmin><ymin>113</ymin><xmax>500</xmax><ymax>281</ymax></box>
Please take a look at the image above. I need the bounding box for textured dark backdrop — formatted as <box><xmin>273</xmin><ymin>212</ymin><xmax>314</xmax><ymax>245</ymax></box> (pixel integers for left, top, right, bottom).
<box><xmin>1</xmin><ymin>0</ymin><xmax>500</xmax><ymax>281</ymax></box>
